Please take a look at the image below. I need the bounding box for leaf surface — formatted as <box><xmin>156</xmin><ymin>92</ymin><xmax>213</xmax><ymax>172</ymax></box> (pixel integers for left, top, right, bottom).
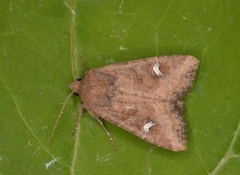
<box><xmin>0</xmin><ymin>0</ymin><xmax>240</xmax><ymax>174</ymax></box>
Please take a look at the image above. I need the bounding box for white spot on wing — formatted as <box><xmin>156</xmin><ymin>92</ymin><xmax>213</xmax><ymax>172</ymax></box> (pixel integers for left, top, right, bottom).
<box><xmin>153</xmin><ymin>63</ymin><xmax>164</xmax><ymax>77</ymax></box>
<box><xmin>141</xmin><ymin>121</ymin><xmax>156</xmax><ymax>134</ymax></box>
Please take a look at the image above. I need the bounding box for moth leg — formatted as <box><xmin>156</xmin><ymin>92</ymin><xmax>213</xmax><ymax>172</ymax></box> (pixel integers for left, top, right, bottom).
<box><xmin>88</xmin><ymin>111</ymin><xmax>117</xmax><ymax>150</ymax></box>
<box><xmin>71</xmin><ymin>104</ymin><xmax>83</xmax><ymax>137</ymax></box>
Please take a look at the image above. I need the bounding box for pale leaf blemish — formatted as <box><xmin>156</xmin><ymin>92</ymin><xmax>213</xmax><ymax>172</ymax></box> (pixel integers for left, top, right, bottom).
<box><xmin>110</xmin><ymin>34</ymin><xmax>124</xmax><ymax>40</ymax></box>
<box><xmin>106</xmin><ymin>58</ymin><xmax>115</xmax><ymax>63</ymax></box>
<box><xmin>118</xmin><ymin>0</ymin><xmax>124</xmax><ymax>14</ymax></box>
<box><xmin>141</xmin><ymin>121</ymin><xmax>156</xmax><ymax>134</ymax></box>
<box><xmin>152</xmin><ymin>63</ymin><xmax>164</xmax><ymax>77</ymax></box>
<box><xmin>33</xmin><ymin>147</ymin><xmax>40</xmax><ymax>156</ymax></box>
<box><xmin>119</xmin><ymin>46</ymin><xmax>128</xmax><ymax>51</ymax></box>
<box><xmin>9</xmin><ymin>2</ymin><xmax>13</xmax><ymax>12</ymax></box>
<box><xmin>182</xmin><ymin>14</ymin><xmax>187</xmax><ymax>20</ymax></box>
<box><xmin>96</xmin><ymin>153</ymin><xmax>113</xmax><ymax>163</ymax></box>
<box><xmin>45</xmin><ymin>158</ymin><xmax>59</xmax><ymax>170</ymax></box>
<box><xmin>147</xmin><ymin>165</ymin><xmax>152</xmax><ymax>175</ymax></box>
<box><xmin>208</xmin><ymin>27</ymin><xmax>213</xmax><ymax>32</ymax></box>
<box><xmin>41</xmin><ymin>125</ymin><xmax>48</xmax><ymax>130</ymax></box>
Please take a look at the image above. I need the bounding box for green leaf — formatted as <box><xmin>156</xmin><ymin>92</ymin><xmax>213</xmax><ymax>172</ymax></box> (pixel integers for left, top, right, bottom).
<box><xmin>1</xmin><ymin>0</ymin><xmax>240</xmax><ymax>174</ymax></box>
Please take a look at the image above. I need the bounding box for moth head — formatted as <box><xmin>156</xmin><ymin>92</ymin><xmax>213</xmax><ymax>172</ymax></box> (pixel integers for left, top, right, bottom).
<box><xmin>68</xmin><ymin>78</ymin><xmax>82</xmax><ymax>96</ymax></box>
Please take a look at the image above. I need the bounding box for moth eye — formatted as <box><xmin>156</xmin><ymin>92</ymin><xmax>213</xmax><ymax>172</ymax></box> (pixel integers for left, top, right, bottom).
<box><xmin>76</xmin><ymin>78</ymin><xmax>82</xmax><ymax>81</ymax></box>
<box><xmin>73</xmin><ymin>92</ymin><xmax>79</xmax><ymax>96</ymax></box>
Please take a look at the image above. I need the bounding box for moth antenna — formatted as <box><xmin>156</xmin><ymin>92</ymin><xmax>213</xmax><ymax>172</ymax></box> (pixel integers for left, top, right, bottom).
<box><xmin>96</xmin><ymin>117</ymin><xmax>117</xmax><ymax>150</ymax></box>
<box><xmin>71</xmin><ymin>105</ymin><xmax>83</xmax><ymax>137</ymax></box>
<box><xmin>46</xmin><ymin>91</ymin><xmax>74</xmax><ymax>146</ymax></box>
<box><xmin>70</xmin><ymin>43</ymin><xmax>76</xmax><ymax>80</ymax></box>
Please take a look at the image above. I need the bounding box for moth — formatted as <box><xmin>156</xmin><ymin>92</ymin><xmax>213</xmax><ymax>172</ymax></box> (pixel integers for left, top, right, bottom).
<box><xmin>68</xmin><ymin>55</ymin><xmax>199</xmax><ymax>151</ymax></box>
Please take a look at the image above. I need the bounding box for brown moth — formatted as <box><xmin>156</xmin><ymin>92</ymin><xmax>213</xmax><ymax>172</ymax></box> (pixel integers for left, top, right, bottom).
<box><xmin>69</xmin><ymin>55</ymin><xmax>199</xmax><ymax>151</ymax></box>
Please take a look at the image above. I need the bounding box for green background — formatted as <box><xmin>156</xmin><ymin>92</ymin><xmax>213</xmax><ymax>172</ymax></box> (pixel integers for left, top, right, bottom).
<box><xmin>1</xmin><ymin>0</ymin><xmax>240</xmax><ymax>174</ymax></box>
